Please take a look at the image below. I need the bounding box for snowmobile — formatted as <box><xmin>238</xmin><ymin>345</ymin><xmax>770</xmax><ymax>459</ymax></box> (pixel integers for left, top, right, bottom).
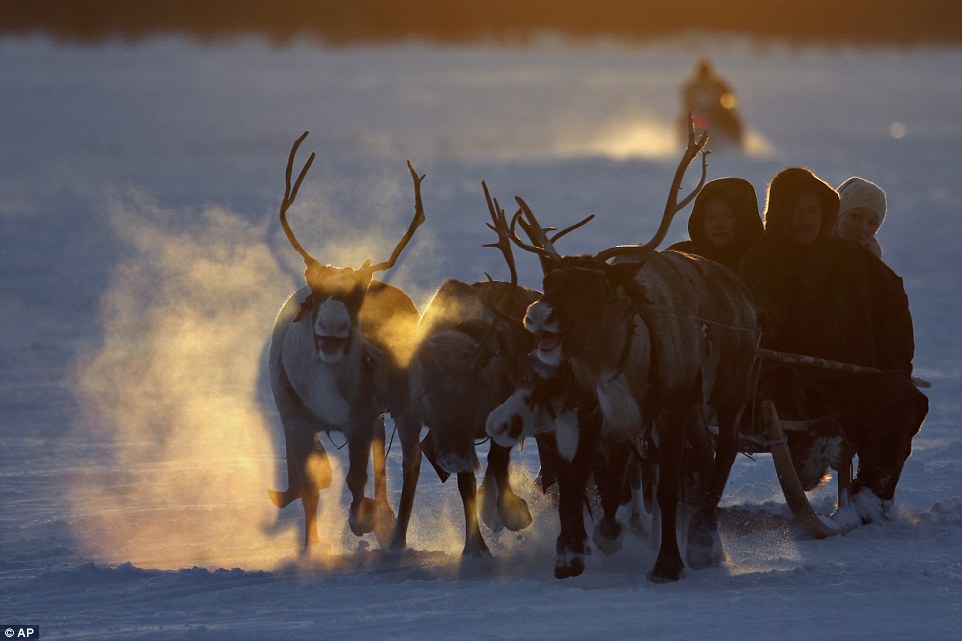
<box><xmin>679</xmin><ymin>60</ymin><xmax>745</xmax><ymax>151</ymax></box>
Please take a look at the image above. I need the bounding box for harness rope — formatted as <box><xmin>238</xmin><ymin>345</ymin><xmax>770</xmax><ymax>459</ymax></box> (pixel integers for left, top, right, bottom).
<box><xmin>622</xmin><ymin>294</ymin><xmax>929</xmax><ymax>388</ymax></box>
<box><xmin>635</xmin><ymin>299</ymin><xmax>758</xmax><ymax>335</ymax></box>
<box><xmin>324</xmin><ymin>430</ymin><xmax>348</xmax><ymax>450</ymax></box>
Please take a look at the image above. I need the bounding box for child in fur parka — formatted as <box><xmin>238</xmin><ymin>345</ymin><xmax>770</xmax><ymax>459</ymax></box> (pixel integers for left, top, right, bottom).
<box><xmin>668</xmin><ymin>176</ymin><xmax>762</xmax><ymax>272</ymax></box>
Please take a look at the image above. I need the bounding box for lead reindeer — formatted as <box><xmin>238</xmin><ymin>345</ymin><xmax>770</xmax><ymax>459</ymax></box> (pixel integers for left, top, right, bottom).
<box><xmin>402</xmin><ymin>184</ymin><xmax>557</xmax><ymax>556</ymax></box>
<box><xmin>487</xmin><ymin>121</ymin><xmax>759</xmax><ymax>581</ymax></box>
<box><xmin>268</xmin><ymin>132</ymin><xmax>424</xmax><ymax>549</ymax></box>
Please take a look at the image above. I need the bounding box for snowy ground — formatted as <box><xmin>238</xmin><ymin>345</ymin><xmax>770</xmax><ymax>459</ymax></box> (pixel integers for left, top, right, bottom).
<box><xmin>1</xmin><ymin>33</ymin><xmax>961</xmax><ymax>640</ymax></box>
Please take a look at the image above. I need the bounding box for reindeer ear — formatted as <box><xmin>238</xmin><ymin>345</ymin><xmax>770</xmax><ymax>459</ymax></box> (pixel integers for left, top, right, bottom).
<box><xmin>304</xmin><ymin>262</ymin><xmax>326</xmax><ymax>290</ymax></box>
<box><xmin>293</xmin><ymin>293</ymin><xmax>315</xmax><ymax>323</ymax></box>
<box><xmin>355</xmin><ymin>260</ymin><xmax>375</xmax><ymax>288</ymax></box>
<box><xmin>605</xmin><ymin>260</ymin><xmax>643</xmax><ymax>286</ymax></box>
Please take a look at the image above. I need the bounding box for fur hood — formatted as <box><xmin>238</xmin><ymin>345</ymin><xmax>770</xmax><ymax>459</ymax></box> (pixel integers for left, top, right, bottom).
<box><xmin>687</xmin><ymin>177</ymin><xmax>762</xmax><ymax>250</ymax></box>
<box><xmin>762</xmin><ymin>167</ymin><xmax>839</xmax><ymax>243</ymax></box>
<box><xmin>669</xmin><ymin>177</ymin><xmax>761</xmax><ymax>271</ymax></box>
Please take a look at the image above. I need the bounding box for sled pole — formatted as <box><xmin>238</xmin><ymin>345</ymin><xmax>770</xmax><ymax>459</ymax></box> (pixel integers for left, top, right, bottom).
<box><xmin>756</xmin><ymin>348</ymin><xmax>931</xmax><ymax>389</ymax></box>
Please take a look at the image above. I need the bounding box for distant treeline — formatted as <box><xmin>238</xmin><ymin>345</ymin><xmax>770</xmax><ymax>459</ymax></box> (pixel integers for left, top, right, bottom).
<box><xmin>2</xmin><ymin>0</ymin><xmax>961</xmax><ymax>46</ymax></box>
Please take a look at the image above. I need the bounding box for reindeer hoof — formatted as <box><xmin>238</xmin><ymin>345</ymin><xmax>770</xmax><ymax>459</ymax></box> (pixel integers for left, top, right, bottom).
<box><xmin>554</xmin><ymin>554</ymin><xmax>585</xmax><ymax>579</ymax></box>
<box><xmin>499</xmin><ymin>493</ymin><xmax>533</xmax><ymax>532</ymax></box>
<box><xmin>554</xmin><ymin>540</ymin><xmax>587</xmax><ymax>579</ymax></box>
<box><xmin>592</xmin><ymin>519</ymin><xmax>624</xmax><ymax>555</ymax></box>
<box><xmin>462</xmin><ymin>541</ymin><xmax>493</xmax><ymax>558</ymax></box>
<box><xmin>649</xmin><ymin>557</ymin><xmax>684</xmax><ymax>583</ymax></box>
<box><xmin>267</xmin><ymin>488</ymin><xmax>296</xmax><ymax>508</ymax></box>
<box><xmin>349</xmin><ymin>497</ymin><xmax>376</xmax><ymax>536</ymax></box>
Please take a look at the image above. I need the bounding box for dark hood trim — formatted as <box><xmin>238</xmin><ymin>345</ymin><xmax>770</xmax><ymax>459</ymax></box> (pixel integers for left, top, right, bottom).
<box><xmin>762</xmin><ymin>167</ymin><xmax>839</xmax><ymax>243</ymax></box>
<box><xmin>687</xmin><ymin>177</ymin><xmax>762</xmax><ymax>251</ymax></box>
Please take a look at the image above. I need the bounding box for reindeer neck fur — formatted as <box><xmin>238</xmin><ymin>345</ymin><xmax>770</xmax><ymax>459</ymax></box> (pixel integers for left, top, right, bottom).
<box><xmin>570</xmin><ymin>290</ymin><xmax>651</xmax><ymax>440</ymax></box>
<box><xmin>282</xmin><ymin>316</ymin><xmax>371</xmax><ymax>431</ymax></box>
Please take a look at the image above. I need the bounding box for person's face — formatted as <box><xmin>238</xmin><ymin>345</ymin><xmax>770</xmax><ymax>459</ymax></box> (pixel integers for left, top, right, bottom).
<box><xmin>837</xmin><ymin>207</ymin><xmax>881</xmax><ymax>246</ymax></box>
<box><xmin>702</xmin><ymin>199</ymin><xmax>737</xmax><ymax>247</ymax></box>
<box><xmin>789</xmin><ymin>193</ymin><xmax>823</xmax><ymax>246</ymax></box>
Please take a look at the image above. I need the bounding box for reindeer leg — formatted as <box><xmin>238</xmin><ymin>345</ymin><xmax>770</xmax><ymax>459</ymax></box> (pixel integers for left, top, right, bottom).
<box><xmin>706</xmin><ymin>410</ymin><xmax>739</xmax><ymax>509</ymax></box>
<box><xmin>457</xmin><ymin>470</ymin><xmax>491</xmax><ymax>557</ymax></box>
<box><xmin>389</xmin><ymin>407</ymin><xmax>422</xmax><ymax>551</ymax></box>
<box><xmin>477</xmin><ymin>458</ymin><xmax>503</xmax><ymax>533</ymax></box>
<box><xmin>555</xmin><ymin>409</ymin><xmax>600</xmax><ymax>579</ymax></box>
<box><xmin>346</xmin><ymin>423</ymin><xmax>376</xmax><ymax>537</ymax></box>
<box><xmin>300</xmin><ymin>487</ymin><xmax>321</xmax><ymax>548</ymax></box>
<box><xmin>270</xmin><ymin>426</ymin><xmax>331</xmax><ymax>548</ymax></box>
<box><xmin>371</xmin><ymin>415</ymin><xmax>397</xmax><ymax>548</ymax></box>
<box><xmin>627</xmin><ymin>457</ymin><xmax>651</xmax><ymax>536</ymax></box>
<box><xmin>267</xmin><ymin>438</ymin><xmax>301</xmax><ymax>509</ymax></box>
<box><xmin>650</xmin><ymin>413</ymin><xmax>685</xmax><ymax>583</ymax></box>
<box><xmin>554</xmin><ymin>456</ymin><xmax>587</xmax><ymax>579</ymax></box>
<box><xmin>686</xmin><ymin>410</ymin><xmax>730</xmax><ymax>570</ymax></box>
<box><xmin>593</xmin><ymin>438</ymin><xmax>630</xmax><ymax>555</ymax></box>
<box><xmin>487</xmin><ymin>442</ymin><xmax>532</xmax><ymax>532</ymax></box>
<box><xmin>269</xmin><ymin>364</ymin><xmax>333</xmax><ymax>547</ymax></box>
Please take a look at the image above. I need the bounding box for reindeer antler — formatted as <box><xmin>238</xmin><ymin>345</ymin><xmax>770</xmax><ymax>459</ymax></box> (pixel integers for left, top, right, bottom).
<box><xmin>507</xmin><ymin>197</ymin><xmax>595</xmax><ymax>274</ymax></box>
<box><xmin>513</xmin><ymin>197</ymin><xmax>561</xmax><ymax>261</ymax></box>
<box><xmin>548</xmin><ymin>213</ymin><xmax>596</xmax><ymax>244</ymax></box>
<box><xmin>595</xmin><ymin>114</ymin><xmax>709</xmax><ymax>263</ymax></box>
<box><xmin>470</xmin><ymin>183</ymin><xmax>525</xmax><ymax>371</ymax></box>
<box><xmin>482</xmin><ymin>181</ymin><xmax>519</xmax><ymax>289</ymax></box>
<box><xmin>279</xmin><ymin>131</ymin><xmax>320</xmax><ymax>268</ymax></box>
<box><xmin>368</xmin><ymin>161</ymin><xmax>426</xmax><ymax>274</ymax></box>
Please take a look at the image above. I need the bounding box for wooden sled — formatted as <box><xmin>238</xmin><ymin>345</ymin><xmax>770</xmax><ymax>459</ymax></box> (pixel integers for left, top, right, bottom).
<box><xmin>741</xmin><ymin>350</ymin><xmax>932</xmax><ymax>538</ymax></box>
<box><xmin>755</xmin><ymin>400</ymin><xmax>857</xmax><ymax>538</ymax></box>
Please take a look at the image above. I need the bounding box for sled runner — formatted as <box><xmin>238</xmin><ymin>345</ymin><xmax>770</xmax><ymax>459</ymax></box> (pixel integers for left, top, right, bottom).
<box><xmin>738</xmin><ymin>350</ymin><xmax>931</xmax><ymax>538</ymax></box>
<box><xmin>760</xmin><ymin>400</ymin><xmax>855</xmax><ymax>538</ymax></box>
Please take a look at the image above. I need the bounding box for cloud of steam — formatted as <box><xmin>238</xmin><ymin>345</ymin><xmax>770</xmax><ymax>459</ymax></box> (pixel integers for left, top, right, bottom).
<box><xmin>276</xmin><ymin>162</ymin><xmax>441</xmax><ymax>308</ymax></box>
<box><xmin>71</xmin><ymin>189</ymin><xmax>312</xmax><ymax>570</ymax></box>
<box><xmin>563</xmin><ymin>114</ymin><xmax>681</xmax><ymax>160</ymax></box>
<box><xmin>68</xmin><ymin>183</ymin><xmax>564</xmax><ymax>575</ymax></box>
<box><xmin>554</xmin><ymin>113</ymin><xmax>776</xmax><ymax>160</ymax></box>
<box><xmin>68</xmin><ymin>175</ymin><xmax>446</xmax><ymax>571</ymax></box>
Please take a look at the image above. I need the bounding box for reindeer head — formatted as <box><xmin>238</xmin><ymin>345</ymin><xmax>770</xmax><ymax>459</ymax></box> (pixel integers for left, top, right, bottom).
<box><xmin>512</xmin><ymin>118</ymin><xmax>709</xmax><ymax>369</ymax></box>
<box><xmin>522</xmin><ymin>257</ymin><xmax>637</xmax><ymax>367</ymax></box>
<box><xmin>485</xmin><ymin>118</ymin><xmax>708</xmax><ymax>449</ymax></box>
<box><xmin>278</xmin><ymin>131</ymin><xmax>425</xmax><ymax>364</ymax></box>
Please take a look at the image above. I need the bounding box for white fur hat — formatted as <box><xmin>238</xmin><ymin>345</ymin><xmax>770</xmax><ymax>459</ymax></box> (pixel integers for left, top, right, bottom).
<box><xmin>836</xmin><ymin>176</ymin><xmax>887</xmax><ymax>227</ymax></box>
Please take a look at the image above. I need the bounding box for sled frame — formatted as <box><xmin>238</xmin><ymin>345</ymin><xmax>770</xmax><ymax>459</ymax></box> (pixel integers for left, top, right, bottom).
<box><xmin>736</xmin><ymin>400</ymin><xmax>860</xmax><ymax>538</ymax></box>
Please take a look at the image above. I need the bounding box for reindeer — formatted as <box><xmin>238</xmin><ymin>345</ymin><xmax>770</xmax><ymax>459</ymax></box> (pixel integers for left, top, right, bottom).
<box><xmin>267</xmin><ymin>132</ymin><xmax>424</xmax><ymax>549</ymax></box>
<box><xmin>402</xmin><ymin>184</ymin><xmax>548</xmax><ymax>556</ymax></box>
<box><xmin>486</xmin><ymin>122</ymin><xmax>760</xmax><ymax>581</ymax></box>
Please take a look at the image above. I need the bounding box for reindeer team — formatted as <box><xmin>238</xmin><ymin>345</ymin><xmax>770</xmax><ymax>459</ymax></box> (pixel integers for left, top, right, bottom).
<box><xmin>267</xmin><ymin>123</ymin><xmax>760</xmax><ymax>582</ymax></box>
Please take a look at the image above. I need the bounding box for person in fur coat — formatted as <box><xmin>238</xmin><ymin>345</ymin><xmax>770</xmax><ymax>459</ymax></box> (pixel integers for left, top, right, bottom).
<box><xmin>668</xmin><ymin>176</ymin><xmax>762</xmax><ymax>272</ymax></box>
<box><xmin>835</xmin><ymin>176</ymin><xmax>886</xmax><ymax>258</ymax></box>
<box><xmin>739</xmin><ymin>167</ymin><xmax>928</xmax><ymax>513</ymax></box>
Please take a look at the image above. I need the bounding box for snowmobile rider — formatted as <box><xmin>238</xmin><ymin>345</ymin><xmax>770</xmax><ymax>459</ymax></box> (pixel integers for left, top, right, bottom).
<box><xmin>738</xmin><ymin>167</ymin><xmax>928</xmax><ymax>512</ymax></box>
<box><xmin>680</xmin><ymin>59</ymin><xmax>744</xmax><ymax>149</ymax></box>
